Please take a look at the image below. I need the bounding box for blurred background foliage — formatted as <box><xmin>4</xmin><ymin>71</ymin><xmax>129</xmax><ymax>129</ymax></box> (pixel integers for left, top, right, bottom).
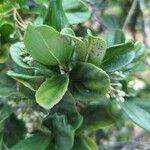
<box><xmin>0</xmin><ymin>0</ymin><xmax>150</xmax><ymax>149</ymax></box>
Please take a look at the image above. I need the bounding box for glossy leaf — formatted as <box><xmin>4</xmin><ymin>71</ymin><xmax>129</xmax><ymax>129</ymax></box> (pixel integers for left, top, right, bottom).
<box><xmin>87</xmin><ymin>36</ymin><xmax>107</xmax><ymax>66</ymax></box>
<box><xmin>121</xmin><ymin>99</ymin><xmax>150</xmax><ymax>131</ymax></box>
<box><xmin>24</xmin><ymin>25</ymin><xmax>74</xmax><ymax>66</ymax></box>
<box><xmin>11</xmin><ymin>133</ymin><xmax>50</xmax><ymax>150</ymax></box>
<box><xmin>70</xmin><ymin>62</ymin><xmax>110</xmax><ymax>101</ymax></box>
<box><xmin>7</xmin><ymin>70</ymin><xmax>45</xmax><ymax>91</ymax></box>
<box><xmin>36</xmin><ymin>74</ymin><xmax>69</xmax><ymax>109</ymax></box>
<box><xmin>102</xmin><ymin>51</ymin><xmax>135</xmax><ymax>72</ymax></box>
<box><xmin>101</xmin><ymin>41</ymin><xmax>135</xmax><ymax>72</ymax></box>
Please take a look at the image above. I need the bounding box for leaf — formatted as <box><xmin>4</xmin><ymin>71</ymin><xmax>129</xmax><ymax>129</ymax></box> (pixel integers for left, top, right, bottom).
<box><xmin>101</xmin><ymin>41</ymin><xmax>135</xmax><ymax>72</ymax></box>
<box><xmin>87</xmin><ymin>36</ymin><xmax>107</xmax><ymax>66</ymax></box>
<box><xmin>7</xmin><ymin>70</ymin><xmax>45</xmax><ymax>91</ymax></box>
<box><xmin>36</xmin><ymin>74</ymin><xmax>69</xmax><ymax>109</ymax></box>
<box><xmin>0</xmin><ymin>20</ymin><xmax>14</xmax><ymax>43</ymax></box>
<box><xmin>11</xmin><ymin>133</ymin><xmax>50</xmax><ymax>150</ymax></box>
<box><xmin>105</xmin><ymin>29</ymin><xmax>125</xmax><ymax>47</ymax></box>
<box><xmin>3</xmin><ymin>115</ymin><xmax>26</xmax><ymax>148</ymax></box>
<box><xmin>102</xmin><ymin>51</ymin><xmax>135</xmax><ymax>72</ymax></box>
<box><xmin>43</xmin><ymin>113</ymin><xmax>75</xmax><ymax>150</ymax></box>
<box><xmin>63</xmin><ymin>0</ymin><xmax>90</xmax><ymax>24</ymax></box>
<box><xmin>0</xmin><ymin>104</ymin><xmax>14</xmax><ymax>124</ymax></box>
<box><xmin>52</xmin><ymin>92</ymin><xmax>83</xmax><ymax>129</ymax></box>
<box><xmin>70</xmin><ymin>62</ymin><xmax>110</xmax><ymax>101</ymax></box>
<box><xmin>121</xmin><ymin>99</ymin><xmax>150</xmax><ymax>131</ymax></box>
<box><xmin>102</xmin><ymin>41</ymin><xmax>134</xmax><ymax>62</ymax></box>
<box><xmin>24</xmin><ymin>25</ymin><xmax>74</xmax><ymax>66</ymax></box>
<box><xmin>72</xmin><ymin>135</ymin><xmax>98</xmax><ymax>150</ymax></box>
<box><xmin>10</xmin><ymin>42</ymin><xmax>30</xmax><ymax>69</ymax></box>
<box><xmin>44</xmin><ymin>0</ymin><xmax>69</xmax><ymax>31</ymax></box>
<box><xmin>0</xmin><ymin>46</ymin><xmax>9</xmax><ymax>63</ymax></box>
<box><xmin>79</xmin><ymin>103</ymin><xmax>119</xmax><ymax>131</ymax></box>
<box><xmin>0</xmin><ymin>71</ymin><xmax>17</xmax><ymax>97</ymax></box>
<box><xmin>61</xmin><ymin>28</ymin><xmax>87</xmax><ymax>61</ymax></box>
<box><xmin>123</xmin><ymin>42</ymin><xmax>146</xmax><ymax>71</ymax></box>
<box><xmin>101</xmin><ymin>15</ymin><xmax>120</xmax><ymax>29</ymax></box>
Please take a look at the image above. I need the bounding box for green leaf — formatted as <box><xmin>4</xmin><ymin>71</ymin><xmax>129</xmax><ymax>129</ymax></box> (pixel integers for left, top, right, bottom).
<box><xmin>0</xmin><ymin>20</ymin><xmax>14</xmax><ymax>43</ymax></box>
<box><xmin>36</xmin><ymin>74</ymin><xmax>69</xmax><ymax>109</ymax></box>
<box><xmin>7</xmin><ymin>70</ymin><xmax>45</xmax><ymax>91</ymax></box>
<box><xmin>61</xmin><ymin>28</ymin><xmax>87</xmax><ymax>61</ymax></box>
<box><xmin>101</xmin><ymin>15</ymin><xmax>120</xmax><ymax>29</ymax></box>
<box><xmin>102</xmin><ymin>51</ymin><xmax>135</xmax><ymax>72</ymax></box>
<box><xmin>0</xmin><ymin>104</ymin><xmax>14</xmax><ymax>124</ymax></box>
<box><xmin>105</xmin><ymin>29</ymin><xmax>125</xmax><ymax>47</ymax></box>
<box><xmin>63</xmin><ymin>0</ymin><xmax>90</xmax><ymax>24</ymax></box>
<box><xmin>44</xmin><ymin>0</ymin><xmax>69</xmax><ymax>31</ymax></box>
<box><xmin>0</xmin><ymin>46</ymin><xmax>9</xmax><ymax>63</ymax></box>
<box><xmin>70</xmin><ymin>62</ymin><xmax>110</xmax><ymax>101</ymax></box>
<box><xmin>103</xmin><ymin>41</ymin><xmax>134</xmax><ymax>62</ymax></box>
<box><xmin>24</xmin><ymin>25</ymin><xmax>74</xmax><ymax>66</ymax></box>
<box><xmin>121</xmin><ymin>99</ymin><xmax>150</xmax><ymax>131</ymax></box>
<box><xmin>101</xmin><ymin>41</ymin><xmax>135</xmax><ymax>72</ymax></box>
<box><xmin>11</xmin><ymin>133</ymin><xmax>50</xmax><ymax>150</ymax></box>
<box><xmin>0</xmin><ymin>71</ymin><xmax>17</xmax><ymax>97</ymax></box>
<box><xmin>72</xmin><ymin>135</ymin><xmax>98</xmax><ymax>150</ymax></box>
<box><xmin>79</xmin><ymin>103</ymin><xmax>119</xmax><ymax>131</ymax></box>
<box><xmin>87</xmin><ymin>35</ymin><xmax>107</xmax><ymax>66</ymax></box>
<box><xmin>10</xmin><ymin>42</ymin><xmax>30</xmax><ymax>69</ymax></box>
<box><xmin>53</xmin><ymin>92</ymin><xmax>83</xmax><ymax>129</ymax></box>
<box><xmin>44</xmin><ymin>113</ymin><xmax>75</xmax><ymax>150</ymax></box>
<box><xmin>123</xmin><ymin>42</ymin><xmax>146</xmax><ymax>71</ymax></box>
<box><xmin>3</xmin><ymin>115</ymin><xmax>26</xmax><ymax>148</ymax></box>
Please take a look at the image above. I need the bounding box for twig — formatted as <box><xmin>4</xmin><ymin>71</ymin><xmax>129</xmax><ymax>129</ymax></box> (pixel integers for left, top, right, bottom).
<box><xmin>123</xmin><ymin>0</ymin><xmax>138</xmax><ymax>30</ymax></box>
<box><xmin>138</xmin><ymin>0</ymin><xmax>147</xmax><ymax>44</ymax></box>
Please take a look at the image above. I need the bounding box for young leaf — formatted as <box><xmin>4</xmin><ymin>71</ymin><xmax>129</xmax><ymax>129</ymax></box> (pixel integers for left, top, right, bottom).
<box><xmin>36</xmin><ymin>74</ymin><xmax>69</xmax><ymax>109</ymax></box>
<box><xmin>121</xmin><ymin>99</ymin><xmax>150</xmax><ymax>131</ymax></box>
<box><xmin>24</xmin><ymin>25</ymin><xmax>74</xmax><ymax>66</ymax></box>
<box><xmin>11</xmin><ymin>133</ymin><xmax>50</xmax><ymax>150</ymax></box>
<box><xmin>44</xmin><ymin>0</ymin><xmax>69</xmax><ymax>31</ymax></box>
<box><xmin>7</xmin><ymin>70</ymin><xmax>45</xmax><ymax>91</ymax></box>
<box><xmin>70</xmin><ymin>62</ymin><xmax>110</xmax><ymax>101</ymax></box>
<box><xmin>87</xmin><ymin>36</ymin><xmax>107</xmax><ymax>66</ymax></box>
<box><xmin>61</xmin><ymin>28</ymin><xmax>87</xmax><ymax>61</ymax></box>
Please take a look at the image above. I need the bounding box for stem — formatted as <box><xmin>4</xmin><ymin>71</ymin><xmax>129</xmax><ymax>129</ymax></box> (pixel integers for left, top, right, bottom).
<box><xmin>123</xmin><ymin>0</ymin><xmax>138</xmax><ymax>30</ymax></box>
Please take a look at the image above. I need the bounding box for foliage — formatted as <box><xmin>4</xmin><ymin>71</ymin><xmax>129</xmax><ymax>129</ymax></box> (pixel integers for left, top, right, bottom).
<box><xmin>0</xmin><ymin>0</ymin><xmax>149</xmax><ymax>149</ymax></box>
